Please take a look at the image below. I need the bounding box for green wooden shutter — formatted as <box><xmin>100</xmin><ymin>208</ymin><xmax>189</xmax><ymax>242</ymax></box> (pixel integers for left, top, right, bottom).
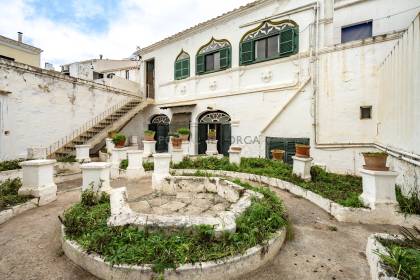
<box><xmin>279</xmin><ymin>28</ymin><xmax>295</xmax><ymax>55</ymax></box>
<box><xmin>240</xmin><ymin>41</ymin><xmax>253</xmax><ymax>65</ymax></box>
<box><xmin>219</xmin><ymin>48</ymin><xmax>230</xmax><ymax>69</ymax></box>
<box><xmin>181</xmin><ymin>59</ymin><xmax>189</xmax><ymax>78</ymax></box>
<box><xmin>174</xmin><ymin>60</ymin><xmax>182</xmax><ymax>80</ymax></box>
<box><xmin>196</xmin><ymin>54</ymin><xmax>205</xmax><ymax>74</ymax></box>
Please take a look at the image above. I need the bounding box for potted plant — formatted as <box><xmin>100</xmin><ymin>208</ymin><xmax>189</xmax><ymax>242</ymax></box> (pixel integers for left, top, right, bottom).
<box><xmin>112</xmin><ymin>133</ymin><xmax>126</xmax><ymax>148</ymax></box>
<box><xmin>295</xmin><ymin>144</ymin><xmax>310</xmax><ymax>158</ymax></box>
<box><xmin>208</xmin><ymin>129</ymin><xmax>217</xmax><ymax>140</ymax></box>
<box><xmin>271</xmin><ymin>149</ymin><xmax>285</xmax><ymax>161</ymax></box>
<box><xmin>177</xmin><ymin>127</ymin><xmax>190</xmax><ymax>141</ymax></box>
<box><xmin>144</xmin><ymin>130</ymin><xmax>155</xmax><ymax>141</ymax></box>
<box><xmin>362</xmin><ymin>152</ymin><xmax>389</xmax><ymax>171</ymax></box>
<box><xmin>170</xmin><ymin>133</ymin><xmax>182</xmax><ymax>149</ymax></box>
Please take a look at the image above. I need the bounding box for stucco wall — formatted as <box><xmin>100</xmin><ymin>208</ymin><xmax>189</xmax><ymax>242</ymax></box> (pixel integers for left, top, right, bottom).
<box><xmin>0</xmin><ymin>59</ymin><xmax>136</xmax><ymax>159</ymax></box>
<box><xmin>0</xmin><ymin>44</ymin><xmax>40</xmax><ymax>67</ymax></box>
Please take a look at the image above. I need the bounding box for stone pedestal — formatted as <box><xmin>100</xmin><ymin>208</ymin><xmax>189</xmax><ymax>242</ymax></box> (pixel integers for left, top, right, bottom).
<box><xmin>27</xmin><ymin>147</ymin><xmax>47</xmax><ymax>160</ymax></box>
<box><xmin>105</xmin><ymin>138</ymin><xmax>115</xmax><ymax>153</ymax></box>
<box><xmin>228</xmin><ymin>147</ymin><xmax>242</xmax><ymax>165</ymax></box>
<box><xmin>126</xmin><ymin>150</ymin><xmax>145</xmax><ymax>179</ymax></box>
<box><xmin>206</xmin><ymin>140</ymin><xmax>218</xmax><ymax>155</ymax></box>
<box><xmin>152</xmin><ymin>153</ymin><xmax>171</xmax><ymax>189</ymax></box>
<box><xmin>143</xmin><ymin>140</ymin><xmax>156</xmax><ymax>157</ymax></box>
<box><xmin>181</xmin><ymin>141</ymin><xmax>190</xmax><ymax>156</ymax></box>
<box><xmin>130</xmin><ymin>136</ymin><xmax>138</xmax><ymax>146</ymax></box>
<box><xmin>360</xmin><ymin>168</ymin><xmax>398</xmax><ymax>209</ymax></box>
<box><xmin>111</xmin><ymin>147</ymin><xmax>128</xmax><ymax>178</ymax></box>
<box><xmin>18</xmin><ymin>159</ymin><xmax>57</xmax><ymax>206</ymax></box>
<box><xmin>171</xmin><ymin>148</ymin><xmax>184</xmax><ymax>164</ymax></box>
<box><xmin>75</xmin><ymin>145</ymin><xmax>91</xmax><ymax>163</ymax></box>
<box><xmin>292</xmin><ymin>156</ymin><xmax>313</xmax><ymax>180</ymax></box>
<box><xmin>81</xmin><ymin>162</ymin><xmax>112</xmax><ymax>193</ymax></box>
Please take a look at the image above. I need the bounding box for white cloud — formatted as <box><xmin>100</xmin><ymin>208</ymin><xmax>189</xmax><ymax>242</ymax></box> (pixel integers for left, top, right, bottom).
<box><xmin>0</xmin><ymin>0</ymin><xmax>254</xmax><ymax>68</ymax></box>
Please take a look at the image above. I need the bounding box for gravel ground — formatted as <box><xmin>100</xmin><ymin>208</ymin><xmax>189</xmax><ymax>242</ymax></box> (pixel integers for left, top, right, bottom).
<box><xmin>0</xmin><ymin>177</ymin><xmax>398</xmax><ymax>280</ymax></box>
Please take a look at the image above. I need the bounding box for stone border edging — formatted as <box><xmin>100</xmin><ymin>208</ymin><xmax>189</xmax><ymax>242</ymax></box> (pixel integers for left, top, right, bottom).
<box><xmin>0</xmin><ymin>169</ymin><xmax>22</xmax><ymax>182</ymax></box>
<box><xmin>172</xmin><ymin>169</ymin><xmax>420</xmax><ymax>227</ymax></box>
<box><xmin>61</xmin><ymin>225</ymin><xmax>286</xmax><ymax>280</ymax></box>
<box><xmin>0</xmin><ymin>198</ymin><xmax>38</xmax><ymax>225</ymax></box>
<box><xmin>366</xmin><ymin>233</ymin><xmax>400</xmax><ymax>280</ymax></box>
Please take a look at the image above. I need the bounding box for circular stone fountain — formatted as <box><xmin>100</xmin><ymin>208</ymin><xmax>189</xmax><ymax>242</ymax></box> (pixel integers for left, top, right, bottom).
<box><xmin>61</xmin><ymin>174</ymin><xmax>286</xmax><ymax>280</ymax></box>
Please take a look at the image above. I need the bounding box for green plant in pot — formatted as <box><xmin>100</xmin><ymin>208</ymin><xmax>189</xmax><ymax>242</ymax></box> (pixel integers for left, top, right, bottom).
<box><xmin>170</xmin><ymin>133</ymin><xmax>182</xmax><ymax>149</ymax></box>
<box><xmin>208</xmin><ymin>129</ymin><xmax>216</xmax><ymax>140</ymax></box>
<box><xmin>112</xmin><ymin>133</ymin><xmax>126</xmax><ymax>148</ymax></box>
<box><xmin>362</xmin><ymin>151</ymin><xmax>389</xmax><ymax>171</ymax></box>
<box><xmin>144</xmin><ymin>130</ymin><xmax>155</xmax><ymax>141</ymax></box>
<box><xmin>177</xmin><ymin>127</ymin><xmax>190</xmax><ymax>141</ymax></box>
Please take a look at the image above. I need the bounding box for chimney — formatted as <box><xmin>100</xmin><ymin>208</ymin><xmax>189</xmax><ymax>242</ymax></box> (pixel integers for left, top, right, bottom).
<box><xmin>99</xmin><ymin>54</ymin><xmax>103</xmax><ymax>60</ymax></box>
<box><xmin>17</xmin><ymin>32</ymin><xmax>23</xmax><ymax>43</ymax></box>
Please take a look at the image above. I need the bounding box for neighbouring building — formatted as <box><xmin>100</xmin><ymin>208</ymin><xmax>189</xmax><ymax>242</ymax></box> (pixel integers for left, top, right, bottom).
<box><xmin>0</xmin><ymin>32</ymin><xmax>42</xmax><ymax>67</ymax></box>
<box><xmin>61</xmin><ymin>58</ymin><xmax>140</xmax><ymax>93</ymax></box>
<box><xmin>120</xmin><ymin>0</ymin><xmax>420</xmax><ymax>194</ymax></box>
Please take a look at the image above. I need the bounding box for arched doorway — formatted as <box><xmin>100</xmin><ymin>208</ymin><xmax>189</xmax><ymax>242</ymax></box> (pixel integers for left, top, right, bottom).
<box><xmin>197</xmin><ymin>111</ymin><xmax>231</xmax><ymax>156</ymax></box>
<box><xmin>148</xmin><ymin>114</ymin><xmax>170</xmax><ymax>152</ymax></box>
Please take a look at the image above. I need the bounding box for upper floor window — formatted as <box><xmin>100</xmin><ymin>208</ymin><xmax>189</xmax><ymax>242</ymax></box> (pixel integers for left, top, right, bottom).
<box><xmin>341</xmin><ymin>21</ymin><xmax>372</xmax><ymax>43</ymax></box>
<box><xmin>125</xmin><ymin>70</ymin><xmax>130</xmax><ymax>80</ymax></box>
<box><xmin>196</xmin><ymin>38</ymin><xmax>231</xmax><ymax>75</ymax></box>
<box><xmin>240</xmin><ymin>20</ymin><xmax>299</xmax><ymax>65</ymax></box>
<box><xmin>174</xmin><ymin>50</ymin><xmax>190</xmax><ymax>80</ymax></box>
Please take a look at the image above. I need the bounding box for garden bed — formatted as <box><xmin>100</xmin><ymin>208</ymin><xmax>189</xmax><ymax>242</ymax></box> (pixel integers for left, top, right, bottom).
<box><xmin>61</xmin><ymin>181</ymin><xmax>288</xmax><ymax>279</ymax></box>
<box><xmin>366</xmin><ymin>228</ymin><xmax>420</xmax><ymax>280</ymax></box>
<box><xmin>0</xmin><ymin>178</ymin><xmax>37</xmax><ymax>224</ymax></box>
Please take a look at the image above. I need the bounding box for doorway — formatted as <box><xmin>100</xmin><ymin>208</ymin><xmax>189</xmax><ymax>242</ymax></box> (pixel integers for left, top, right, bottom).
<box><xmin>148</xmin><ymin>114</ymin><xmax>170</xmax><ymax>152</ymax></box>
<box><xmin>197</xmin><ymin>111</ymin><xmax>231</xmax><ymax>156</ymax></box>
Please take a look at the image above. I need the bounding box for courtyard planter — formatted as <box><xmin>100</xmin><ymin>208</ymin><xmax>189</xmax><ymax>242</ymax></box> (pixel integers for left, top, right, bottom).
<box><xmin>144</xmin><ymin>130</ymin><xmax>155</xmax><ymax>141</ymax></box>
<box><xmin>362</xmin><ymin>152</ymin><xmax>389</xmax><ymax>171</ymax></box>
<box><xmin>112</xmin><ymin>133</ymin><xmax>126</xmax><ymax>148</ymax></box>
<box><xmin>177</xmin><ymin>128</ymin><xmax>190</xmax><ymax>141</ymax></box>
<box><xmin>295</xmin><ymin>144</ymin><xmax>310</xmax><ymax>158</ymax></box>
<box><xmin>208</xmin><ymin>129</ymin><xmax>217</xmax><ymax>140</ymax></box>
<box><xmin>271</xmin><ymin>149</ymin><xmax>285</xmax><ymax>161</ymax></box>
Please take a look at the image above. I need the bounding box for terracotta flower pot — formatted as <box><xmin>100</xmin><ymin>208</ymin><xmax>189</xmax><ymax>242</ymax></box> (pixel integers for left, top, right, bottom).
<box><xmin>271</xmin><ymin>149</ymin><xmax>285</xmax><ymax>161</ymax></box>
<box><xmin>172</xmin><ymin>138</ymin><xmax>182</xmax><ymax>149</ymax></box>
<box><xmin>230</xmin><ymin>146</ymin><xmax>242</xmax><ymax>152</ymax></box>
<box><xmin>295</xmin><ymin>144</ymin><xmax>310</xmax><ymax>158</ymax></box>
<box><xmin>362</xmin><ymin>152</ymin><xmax>389</xmax><ymax>171</ymax></box>
<box><xmin>115</xmin><ymin>139</ymin><xmax>125</xmax><ymax>148</ymax></box>
<box><xmin>144</xmin><ymin>134</ymin><xmax>155</xmax><ymax>141</ymax></box>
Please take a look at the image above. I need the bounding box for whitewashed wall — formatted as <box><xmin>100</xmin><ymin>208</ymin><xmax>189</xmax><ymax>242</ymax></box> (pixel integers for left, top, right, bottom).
<box><xmin>0</xmin><ymin>59</ymin><xmax>136</xmax><ymax>159</ymax></box>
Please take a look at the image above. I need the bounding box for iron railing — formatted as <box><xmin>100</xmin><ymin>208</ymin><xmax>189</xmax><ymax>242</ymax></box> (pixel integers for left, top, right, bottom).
<box><xmin>46</xmin><ymin>98</ymin><xmax>139</xmax><ymax>157</ymax></box>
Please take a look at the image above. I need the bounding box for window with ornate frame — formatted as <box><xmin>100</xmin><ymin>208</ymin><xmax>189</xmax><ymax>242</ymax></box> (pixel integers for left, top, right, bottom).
<box><xmin>239</xmin><ymin>20</ymin><xmax>299</xmax><ymax>65</ymax></box>
<box><xmin>196</xmin><ymin>38</ymin><xmax>231</xmax><ymax>75</ymax></box>
<box><xmin>174</xmin><ymin>50</ymin><xmax>190</xmax><ymax>80</ymax></box>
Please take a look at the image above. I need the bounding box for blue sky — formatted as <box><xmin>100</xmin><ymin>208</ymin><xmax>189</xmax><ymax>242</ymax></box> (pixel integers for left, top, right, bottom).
<box><xmin>0</xmin><ymin>0</ymin><xmax>253</xmax><ymax>67</ymax></box>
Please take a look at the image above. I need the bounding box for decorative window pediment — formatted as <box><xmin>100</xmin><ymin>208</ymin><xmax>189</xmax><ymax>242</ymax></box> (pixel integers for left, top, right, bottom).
<box><xmin>151</xmin><ymin>114</ymin><xmax>170</xmax><ymax>124</ymax></box>
<box><xmin>199</xmin><ymin>111</ymin><xmax>231</xmax><ymax>124</ymax></box>
<box><xmin>240</xmin><ymin>20</ymin><xmax>299</xmax><ymax>65</ymax></box>
<box><xmin>174</xmin><ymin>50</ymin><xmax>190</xmax><ymax>80</ymax></box>
<box><xmin>196</xmin><ymin>38</ymin><xmax>231</xmax><ymax>75</ymax></box>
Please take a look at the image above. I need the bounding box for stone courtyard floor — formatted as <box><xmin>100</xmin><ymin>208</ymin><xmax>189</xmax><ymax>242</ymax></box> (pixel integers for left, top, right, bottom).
<box><xmin>0</xmin><ymin>177</ymin><xmax>398</xmax><ymax>280</ymax></box>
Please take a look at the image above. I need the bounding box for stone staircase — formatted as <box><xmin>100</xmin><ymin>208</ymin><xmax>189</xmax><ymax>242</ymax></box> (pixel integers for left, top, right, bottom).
<box><xmin>48</xmin><ymin>98</ymin><xmax>151</xmax><ymax>159</ymax></box>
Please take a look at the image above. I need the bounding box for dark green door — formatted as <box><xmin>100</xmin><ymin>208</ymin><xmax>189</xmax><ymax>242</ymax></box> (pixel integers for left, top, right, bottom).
<box><xmin>266</xmin><ymin>137</ymin><xmax>310</xmax><ymax>164</ymax></box>
<box><xmin>148</xmin><ymin>123</ymin><xmax>169</xmax><ymax>152</ymax></box>
<box><xmin>220</xmin><ymin>124</ymin><xmax>231</xmax><ymax>156</ymax></box>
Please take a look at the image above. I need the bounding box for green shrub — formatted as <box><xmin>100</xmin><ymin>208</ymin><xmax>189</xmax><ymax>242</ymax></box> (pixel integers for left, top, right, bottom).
<box><xmin>396</xmin><ymin>187</ymin><xmax>420</xmax><ymax>215</ymax></box>
<box><xmin>177</xmin><ymin>128</ymin><xmax>190</xmax><ymax>135</ymax></box>
<box><xmin>143</xmin><ymin>161</ymin><xmax>154</xmax><ymax>171</ymax></box>
<box><xmin>63</xmin><ymin>180</ymin><xmax>287</xmax><ymax>273</ymax></box>
<box><xmin>144</xmin><ymin>130</ymin><xmax>155</xmax><ymax>136</ymax></box>
<box><xmin>120</xmin><ymin>159</ymin><xmax>128</xmax><ymax>170</ymax></box>
<box><xmin>173</xmin><ymin>156</ymin><xmax>363</xmax><ymax>208</ymax></box>
<box><xmin>0</xmin><ymin>160</ymin><xmax>23</xmax><ymax>171</ymax></box>
<box><xmin>57</xmin><ymin>155</ymin><xmax>76</xmax><ymax>162</ymax></box>
<box><xmin>0</xmin><ymin>178</ymin><xmax>32</xmax><ymax>210</ymax></box>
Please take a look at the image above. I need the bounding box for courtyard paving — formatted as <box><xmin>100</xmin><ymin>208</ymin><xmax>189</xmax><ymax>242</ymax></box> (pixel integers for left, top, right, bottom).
<box><xmin>0</xmin><ymin>176</ymin><xmax>398</xmax><ymax>280</ymax></box>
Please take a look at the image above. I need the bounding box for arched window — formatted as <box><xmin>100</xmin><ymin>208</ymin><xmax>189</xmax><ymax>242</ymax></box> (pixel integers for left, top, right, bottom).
<box><xmin>196</xmin><ymin>38</ymin><xmax>231</xmax><ymax>75</ymax></box>
<box><xmin>174</xmin><ymin>50</ymin><xmax>190</xmax><ymax>80</ymax></box>
<box><xmin>150</xmin><ymin>114</ymin><xmax>170</xmax><ymax>124</ymax></box>
<box><xmin>239</xmin><ymin>20</ymin><xmax>299</xmax><ymax>65</ymax></box>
